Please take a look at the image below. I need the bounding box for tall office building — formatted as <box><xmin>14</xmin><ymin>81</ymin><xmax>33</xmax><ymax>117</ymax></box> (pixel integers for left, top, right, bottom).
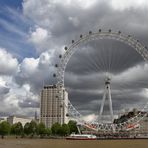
<box><xmin>40</xmin><ymin>85</ymin><xmax>68</xmax><ymax>128</ymax></box>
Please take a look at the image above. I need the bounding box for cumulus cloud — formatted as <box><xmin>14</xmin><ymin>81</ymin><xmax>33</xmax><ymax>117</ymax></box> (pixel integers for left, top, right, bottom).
<box><xmin>1</xmin><ymin>0</ymin><xmax>148</xmax><ymax>119</ymax></box>
<box><xmin>0</xmin><ymin>48</ymin><xmax>18</xmax><ymax>75</ymax></box>
<box><xmin>28</xmin><ymin>26</ymin><xmax>51</xmax><ymax>53</ymax></box>
<box><xmin>15</xmin><ymin>51</ymin><xmax>55</xmax><ymax>93</ymax></box>
<box><xmin>29</xmin><ymin>27</ymin><xmax>48</xmax><ymax>44</ymax></box>
<box><xmin>0</xmin><ymin>76</ymin><xmax>40</xmax><ymax>117</ymax></box>
<box><xmin>110</xmin><ymin>0</ymin><xmax>148</xmax><ymax>11</ymax></box>
<box><xmin>0</xmin><ymin>77</ymin><xmax>10</xmax><ymax>99</ymax></box>
<box><xmin>20</xmin><ymin>0</ymin><xmax>148</xmax><ymax>119</ymax></box>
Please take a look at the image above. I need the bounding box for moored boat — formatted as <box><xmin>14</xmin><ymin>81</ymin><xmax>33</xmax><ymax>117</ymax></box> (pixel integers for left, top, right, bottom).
<box><xmin>66</xmin><ymin>134</ymin><xmax>97</xmax><ymax>140</ymax></box>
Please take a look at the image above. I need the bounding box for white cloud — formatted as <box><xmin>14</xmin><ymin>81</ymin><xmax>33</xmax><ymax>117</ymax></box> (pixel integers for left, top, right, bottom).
<box><xmin>77</xmin><ymin>0</ymin><xmax>98</xmax><ymax>9</ymax></box>
<box><xmin>28</xmin><ymin>26</ymin><xmax>50</xmax><ymax>53</ymax></box>
<box><xmin>82</xmin><ymin>113</ymin><xmax>97</xmax><ymax>122</ymax></box>
<box><xmin>0</xmin><ymin>77</ymin><xmax>7</xmax><ymax>87</ymax></box>
<box><xmin>68</xmin><ymin>17</ymin><xmax>80</xmax><ymax>27</ymax></box>
<box><xmin>20</xmin><ymin>58</ymin><xmax>39</xmax><ymax>77</ymax></box>
<box><xmin>112</xmin><ymin>63</ymin><xmax>148</xmax><ymax>84</ymax></box>
<box><xmin>3</xmin><ymin>0</ymin><xmax>146</xmax><ymax>117</ymax></box>
<box><xmin>29</xmin><ymin>27</ymin><xmax>49</xmax><ymax>43</ymax></box>
<box><xmin>55</xmin><ymin>0</ymin><xmax>98</xmax><ymax>9</ymax></box>
<box><xmin>0</xmin><ymin>76</ymin><xmax>22</xmax><ymax>116</ymax></box>
<box><xmin>110</xmin><ymin>0</ymin><xmax>148</xmax><ymax>10</ymax></box>
<box><xmin>15</xmin><ymin>51</ymin><xmax>55</xmax><ymax>92</ymax></box>
<box><xmin>0</xmin><ymin>75</ymin><xmax>39</xmax><ymax>117</ymax></box>
<box><xmin>0</xmin><ymin>48</ymin><xmax>18</xmax><ymax>75</ymax></box>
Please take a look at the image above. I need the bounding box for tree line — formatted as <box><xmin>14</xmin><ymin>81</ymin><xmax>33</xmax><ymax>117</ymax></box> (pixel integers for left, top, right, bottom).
<box><xmin>0</xmin><ymin>120</ymin><xmax>78</xmax><ymax>138</ymax></box>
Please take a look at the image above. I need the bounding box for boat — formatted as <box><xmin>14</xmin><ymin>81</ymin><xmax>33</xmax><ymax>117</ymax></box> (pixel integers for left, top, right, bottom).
<box><xmin>66</xmin><ymin>133</ymin><xmax>97</xmax><ymax>140</ymax></box>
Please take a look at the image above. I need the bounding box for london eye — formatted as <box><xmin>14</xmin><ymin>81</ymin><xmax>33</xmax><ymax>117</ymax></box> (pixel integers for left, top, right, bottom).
<box><xmin>54</xmin><ymin>29</ymin><xmax>148</xmax><ymax>132</ymax></box>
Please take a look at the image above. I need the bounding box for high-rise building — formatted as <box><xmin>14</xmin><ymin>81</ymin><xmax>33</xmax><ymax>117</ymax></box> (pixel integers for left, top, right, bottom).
<box><xmin>40</xmin><ymin>85</ymin><xmax>68</xmax><ymax>128</ymax></box>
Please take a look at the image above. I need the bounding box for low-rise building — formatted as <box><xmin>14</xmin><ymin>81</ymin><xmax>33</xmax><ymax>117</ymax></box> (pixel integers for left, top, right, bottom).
<box><xmin>7</xmin><ymin>115</ymin><xmax>32</xmax><ymax>126</ymax></box>
<box><xmin>0</xmin><ymin>117</ymin><xmax>6</xmax><ymax>123</ymax></box>
<box><xmin>139</xmin><ymin>115</ymin><xmax>148</xmax><ymax>135</ymax></box>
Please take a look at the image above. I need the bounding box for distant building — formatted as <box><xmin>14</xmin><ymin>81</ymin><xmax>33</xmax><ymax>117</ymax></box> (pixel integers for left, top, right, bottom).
<box><xmin>7</xmin><ymin>115</ymin><xmax>32</xmax><ymax>126</ymax></box>
<box><xmin>34</xmin><ymin>111</ymin><xmax>39</xmax><ymax>124</ymax></box>
<box><xmin>0</xmin><ymin>117</ymin><xmax>6</xmax><ymax>123</ymax></box>
<box><xmin>34</xmin><ymin>111</ymin><xmax>38</xmax><ymax>121</ymax></box>
<box><xmin>139</xmin><ymin>115</ymin><xmax>148</xmax><ymax>135</ymax></box>
<box><xmin>40</xmin><ymin>85</ymin><xmax>68</xmax><ymax>128</ymax></box>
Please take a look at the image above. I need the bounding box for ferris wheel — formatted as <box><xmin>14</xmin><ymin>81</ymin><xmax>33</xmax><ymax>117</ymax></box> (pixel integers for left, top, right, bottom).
<box><xmin>53</xmin><ymin>29</ymin><xmax>148</xmax><ymax>132</ymax></box>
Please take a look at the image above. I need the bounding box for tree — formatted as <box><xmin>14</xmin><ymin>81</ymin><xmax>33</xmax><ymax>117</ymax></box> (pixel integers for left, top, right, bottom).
<box><xmin>45</xmin><ymin>128</ymin><xmax>52</xmax><ymax>136</ymax></box>
<box><xmin>51</xmin><ymin>122</ymin><xmax>61</xmax><ymax>135</ymax></box>
<box><xmin>61</xmin><ymin>124</ymin><xmax>70</xmax><ymax>136</ymax></box>
<box><xmin>0</xmin><ymin>121</ymin><xmax>11</xmax><ymax>138</ymax></box>
<box><xmin>29</xmin><ymin>120</ymin><xmax>38</xmax><ymax>137</ymax></box>
<box><xmin>11</xmin><ymin>122</ymin><xmax>23</xmax><ymax>138</ymax></box>
<box><xmin>38</xmin><ymin>122</ymin><xmax>46</xmax><ymax>138</ymax></box>
<box><xmin>68</xmin><ymin>120</ymin><xmax>78</xmax><ymax>134</ymax></box>
<box><xmin>24</xmin><ymin>122</ymin><xmax>31</xmax><ymax>135</ymax></box>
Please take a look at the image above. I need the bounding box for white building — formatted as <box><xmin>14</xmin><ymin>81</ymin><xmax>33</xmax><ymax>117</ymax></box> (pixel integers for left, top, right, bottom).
<box><xmin>40</xmin><ymin>85</ymin><xmax>68</xmax><ymax>128</ymax></box>
<box><xmin>7</xmin><ymin>116</ymin><xmax>32</xmax><ymax>126</ymax></box>
<box><xmin>0</xmin><ymin>117</ymin><xmax>6</xmax><ymax>123</ymax></box>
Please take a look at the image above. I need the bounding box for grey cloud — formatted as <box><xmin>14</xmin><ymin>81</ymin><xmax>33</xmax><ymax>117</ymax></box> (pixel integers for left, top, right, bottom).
<box><xmin>23</xmin><ymin>0</ymin><xmax>148</xmax><ymax>53</ymax></box>
<box><xmin>0</xmin><ymin>86</ymin><xmax>10</xmax><ymax>96</ymax></box>
<box><xmin>21</xmin><ymin>0</ymin><xmax>148</xmax><ymax>117</ymax></box>
<box><xmin>18</xmin><ymin>98</ymin><xmax>39</xmax><ymax>108</ymax></box>
<box><xmin>65</xmin><ymin>40</ymin><xmax>143</xmax><ymax>75</ymax></box>
<box><xmin>14</xmin><ymin>52</ymin><xmax>56</xmax><ymax>93</ymax></box>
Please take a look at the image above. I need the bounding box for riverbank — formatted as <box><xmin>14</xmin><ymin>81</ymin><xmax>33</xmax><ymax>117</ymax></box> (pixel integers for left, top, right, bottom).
<box><xmin>0</xmin><ymin>138</ymin><xmax>148</xmax><ymax>148</ymax></box>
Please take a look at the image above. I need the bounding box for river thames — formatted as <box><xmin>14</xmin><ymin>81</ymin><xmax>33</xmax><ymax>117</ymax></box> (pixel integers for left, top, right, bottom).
<box><xmin>0</xmin><ymin>139</ymin><xmax>148</xmax><ymax>148</ymax></box>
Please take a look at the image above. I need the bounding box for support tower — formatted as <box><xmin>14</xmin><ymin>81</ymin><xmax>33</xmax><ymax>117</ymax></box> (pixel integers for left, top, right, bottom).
<box><xmin>99</xmin><ymin>77</ymin><xmax>114</xmax><ymax>123</ymax></box>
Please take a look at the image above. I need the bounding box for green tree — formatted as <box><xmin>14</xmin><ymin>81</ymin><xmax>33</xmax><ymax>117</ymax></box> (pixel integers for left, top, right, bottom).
<box><xmin>51</xmin><ymin>122</ymin><xmax>61</xmax><ymax>135</ymax></box>
<box><xmin>0</xmin><ymin>121</ymin><xmax>11</xmax><ymax>138</ymax></box>
<box><xmin>45</xmin><ymin>128</ymin><xmax>52</xmax><ymax>136</ymax></box>
<box><xmin>38</xmin><ymin>122</ymin><xmax>46</xmax><ymax>138</ymax></box>
<box><xmin>61</xmin><ymin>124</ymin><xmax>70</xmax><ymax>136</ymax></box>
<box><xmin>24</xmin><ymin>122</ymin><xmax>31</xmax><ymax>135</ymax></box>
<box><xmin>29</xmin><ymin>120</ymin><xmax>38</xmax><ymax>137</ymax></box>
<box><xmin>11</xmin><ymin>122</ymin><xmax>23</xmax><ymax>138</ymax></box>
<box><xmin>24</xmin><ymin>121</ymin><xmax>38</xmax><ymax>137</ymax></box>
<box><xmin>68</xmin><ymin>120</ymin><xmax>78</xmax><ymax>134</ymax></box>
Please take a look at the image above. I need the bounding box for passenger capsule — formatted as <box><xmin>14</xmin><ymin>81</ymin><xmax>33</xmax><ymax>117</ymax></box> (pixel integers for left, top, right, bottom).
<box><xmin>64</xmin><ymin>46</ymin><xmax>68</xmax><ymax>50</ymax></box>
<box><xmin>80</xmin><ymin>34</ymin><xmax>83</xmax><ymax>38</ymax></box>
<box><xmin>66</xmin><ymin>113</ymin><xmax>69</xmax><ymax>117</ymax></box>
<box><xmin>89</xmin><ymin>31</ymin><xmax>92</xmax><ymax>34</ymax></box>
<box><xmin>99</xmin><ymin>29</ymin><xmax>101</xmax><ymax>32</ymax></box>
<box><xmin>59</xmin><ymin>55</ymin><xmax>62</xmax><ymax>58</ymax></box>
<box><xmin>53</xmin><ymin>73</ymin><xmax>56</xmax><ymax>77</ymax></box>
<box><xmin>72</xmin><ymin>40</ymin><xmax>74</xmax><ymax>43</ymax></box>
<box><xmin>118</xmin><ymin>31</ymin><xmax>121</xmax><ymax>34</ymax></box>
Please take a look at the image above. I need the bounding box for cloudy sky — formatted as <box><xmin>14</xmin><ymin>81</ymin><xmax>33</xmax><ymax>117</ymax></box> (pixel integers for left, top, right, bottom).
<box><xmin>0</xmin><ymin>0</ymin><xmax>148</xmax><ymax>121</ymax></box>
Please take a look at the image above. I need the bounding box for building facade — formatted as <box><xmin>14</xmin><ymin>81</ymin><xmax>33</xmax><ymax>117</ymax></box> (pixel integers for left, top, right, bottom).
<box><xmin>0</xmin><ymin>117</ymin><xmax>6</xmax><ymax>123</ymax></box>
<box><xmin>40</xmin><ymin>85</ymin><xmax>68</xmax><ymax>128</ymax></box>
<box><xmin>138</xmin><ymin>115</ymin><xmax>148</xmax><ymax>135</ymax></box>
<box><xmin>7</xmin><ymin>116</ymin><xmax>32</xmax><ymax>126</ymax></box>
